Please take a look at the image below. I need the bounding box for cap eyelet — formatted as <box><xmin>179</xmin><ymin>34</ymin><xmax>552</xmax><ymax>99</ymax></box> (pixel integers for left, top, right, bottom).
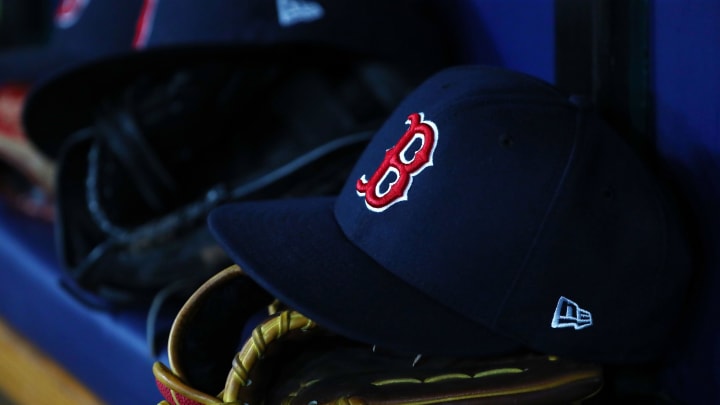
<box><xmin>499</xmin><ymin>133</ymin><xmax>514</xmax><ymax>148</ymax></box>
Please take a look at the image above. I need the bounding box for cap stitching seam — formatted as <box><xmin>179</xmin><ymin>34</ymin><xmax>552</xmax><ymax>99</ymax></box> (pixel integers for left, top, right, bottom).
<box><xmin>490</xmin><ymin>109</ymin><xmax>582</xmax><ymax>328</ymax></box>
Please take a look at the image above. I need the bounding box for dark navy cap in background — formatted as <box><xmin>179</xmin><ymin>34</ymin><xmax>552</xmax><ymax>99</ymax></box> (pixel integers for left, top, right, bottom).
<box><xmin>0</xmin><ymin>0</ymin><xmax>144</xmax><ymax>85</ymax></box>
<box><xmin>23</xmin><ymin>0</ymin><xmax>456</xmax><ymax>159</ymax></box>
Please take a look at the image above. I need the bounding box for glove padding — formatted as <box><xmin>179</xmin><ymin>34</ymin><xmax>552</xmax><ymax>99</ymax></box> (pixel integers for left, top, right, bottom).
<box><xmin>153</xmin><ymin>265</ymin><xmax>604</xmax><ymax>405</ymax></box>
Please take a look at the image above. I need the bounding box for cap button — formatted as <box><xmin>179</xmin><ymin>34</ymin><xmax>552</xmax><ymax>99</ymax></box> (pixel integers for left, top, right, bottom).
<box><xmin>568</xmin><ymin>94</ymin><xmax>593</xmax><ymax>112</ymax></box>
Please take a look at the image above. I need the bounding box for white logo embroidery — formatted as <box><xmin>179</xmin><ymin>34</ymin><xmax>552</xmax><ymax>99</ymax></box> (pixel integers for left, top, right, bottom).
<box><xmin>276</xmin><ymin>0</ymin><xmax>324</xmax><ymax>27</ymax></box>
<box><xmin>551</xmin><ymin>296</ymin><xmax>592</xmax><ymax>330</ymax></box>
<box><xmin>55</xmin><ymin>0</ymin><xmax>90</xmax><ymax>29</ymax></box>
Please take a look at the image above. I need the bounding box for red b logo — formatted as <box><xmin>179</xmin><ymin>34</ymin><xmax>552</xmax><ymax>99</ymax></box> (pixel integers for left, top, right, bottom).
<box><xmin>356</xmin><ymin>112</ymin><xmax>438</xmax><ymax>212</ymax></box>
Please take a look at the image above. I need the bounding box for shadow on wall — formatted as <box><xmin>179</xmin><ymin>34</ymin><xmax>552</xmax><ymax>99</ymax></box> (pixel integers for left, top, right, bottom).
<box><xmin>655</xmin><ymin>102</ymin><xmax>720</xmax><ymax>404</ymax></box>
<box><xmin>434</xmin><ymin>0</ymin><xmax>501</xmax><ymax>66</ymax></box>
<box><xmin>435</xmin><ymin>0</ymin><xmax>555</xmax><ymax>83</ymax></box>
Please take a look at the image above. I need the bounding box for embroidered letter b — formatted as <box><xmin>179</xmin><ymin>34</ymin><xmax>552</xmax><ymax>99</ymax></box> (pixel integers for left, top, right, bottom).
<box><xmin>356</xmin><ymin>112</ymin><xmax>438</xmax><ymax>212</ymax></box>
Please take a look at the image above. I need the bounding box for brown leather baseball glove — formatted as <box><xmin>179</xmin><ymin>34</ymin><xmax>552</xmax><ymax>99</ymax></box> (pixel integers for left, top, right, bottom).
<box><xmin>152</xmin><ymin>265</ymin><xmax>604</xmax><ymax>405</ymax></box>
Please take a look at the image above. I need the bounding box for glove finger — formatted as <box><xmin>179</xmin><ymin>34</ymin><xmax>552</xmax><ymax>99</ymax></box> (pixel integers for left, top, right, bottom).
<box><xmin>167</xmin><ymin>264</ymin><xmax>275</xmax><ymax>395</ymax></box>
<box><xmin>153</xmin><ymin>362</ymin><xmax>223</xmax><ymax>405</ymax></box>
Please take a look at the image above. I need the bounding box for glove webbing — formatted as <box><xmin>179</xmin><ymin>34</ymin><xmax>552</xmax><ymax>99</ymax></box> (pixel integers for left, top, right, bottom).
<box><xmin>154</xmin><ymin>310</ymin><xmax>315</xmax><ymax>405</ymax></box>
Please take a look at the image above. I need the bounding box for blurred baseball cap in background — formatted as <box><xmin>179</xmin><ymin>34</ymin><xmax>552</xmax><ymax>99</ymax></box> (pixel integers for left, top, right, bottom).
<box><xmin>0</xmin><ymin>0</ymin><xmax>145</xmax><ymax>221</ymax></box>
<box><xmin>0</xmin><ymin>0</ymin><xmax>145</xmax><ymax>84</ymax></box>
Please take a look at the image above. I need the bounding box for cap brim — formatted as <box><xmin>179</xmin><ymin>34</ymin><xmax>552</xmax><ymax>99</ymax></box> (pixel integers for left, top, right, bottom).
<box><xmin>208</xmin><ymin>197</ymin><xmax>524</xmax><ymax>357</ymax></box>
<box><xmin>22</xmin><ymin>45</ymin><xmax>238</xmax><ymax>158</ymax></box>
<box><xmin>22</xmin><ymin>43</ymin><xmax>371</xmax><ymax>159</ymax></box>
<box><xmin>0</xmin><ymin>46</ymin><xmax>82</xmax><ymax>85</ymax></box>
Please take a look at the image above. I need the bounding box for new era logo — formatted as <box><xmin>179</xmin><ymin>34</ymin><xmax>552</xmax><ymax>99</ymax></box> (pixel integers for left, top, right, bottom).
<box><xmin>551</xmin><ymin>296</ymin><xmax>592</xmax><ymax>330</ymax></box>
<box><xmin>276</xmin><ymin>0</ymin><xmax>325</xmax><ymax>27</ymax></box>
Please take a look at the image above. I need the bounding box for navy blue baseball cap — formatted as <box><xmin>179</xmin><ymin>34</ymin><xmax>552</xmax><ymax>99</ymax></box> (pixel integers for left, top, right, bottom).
<box><xmin>23</xmin><ymin>0</ymin><xmax>456</xmax><ymax>158</ymax></box>
<box><xmin>207</xmin><ymin>65</ymin><xmax>695</xmax><ymax>363</ymax></box>
<box><xmin>0</xmin><ymin>0</ymin><xmax>144</xmax><ymax>85</ymax></box>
